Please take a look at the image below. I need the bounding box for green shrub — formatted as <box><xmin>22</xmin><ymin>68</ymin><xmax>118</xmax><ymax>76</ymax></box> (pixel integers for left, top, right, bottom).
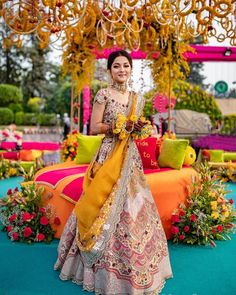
<box><xmin>24</xmin><ymin>113</ymin><xmax>37</xmax><ymax>125</ymax></box>
<box><xmin>0</xmin><ymin>108</ymin><xmax>14</xmax><ymax>125</ymax></box>
<box><xmin>173</xmin><ymin>81</ymin><xmax>222</xmax><ymax>123</ymax></box>
<box><xmin>0</xmin><ymin>84</ymin><xmax>23</xmax><ymax>107</ymax></box>
<box><xmin>221</xmin><ymin>115</ymin><xmax>236</xmax><ymax>134</ymax></box>
<box><xmin>8</xmin><ymin>103</ymin><xmax>23</xmax><ymax>113</ymax></box>
<box><xmin>15</xmin><ymin>111</ymin><xmax>24</xmax><ymax>125</ymax></box>
<box><xmin>38</xmin><ymin>113</ymin><xmax>57</xmax><ymax>126</ymax></box>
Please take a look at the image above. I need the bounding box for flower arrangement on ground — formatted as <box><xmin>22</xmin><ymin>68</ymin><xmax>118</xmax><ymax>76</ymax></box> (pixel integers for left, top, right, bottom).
<box><xmin>61</xmin><ymin>130</ymin><xmax>79</xmax><ymax>161</ymax></box>
<box><xmin>215</xmin><ymin>162</ymin><xmax>236</xmax><ymax>183</ymax></box>
<box><xmin>0</xmin><ymin>156</ymin><xmax>44</xmax><ymax>180</ymax></box>
<box><xmin>0</xmin><ymin>182</ymin><xmax>60</xmax><ymax>243</ymax></box>
<box><xmin>113</xmin><ymin>114</ymin><xmax>152</xmax><ymax>140</ymax></box>
<box><xmin>0</xmin><ymin>157</ymin><xmax>21</xmax><ymax>179</ymax></box>
<box><xmin>171</xmin><ymin>164</ymin><xmax>236</xmax><ymax>247</ymax></box>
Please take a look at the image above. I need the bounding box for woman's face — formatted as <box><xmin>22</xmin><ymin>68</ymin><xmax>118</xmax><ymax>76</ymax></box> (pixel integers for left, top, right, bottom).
<box><xmin>110</xmin><ymin>56</ymin><xmax>132</xmax><ymax>84</ymax></box>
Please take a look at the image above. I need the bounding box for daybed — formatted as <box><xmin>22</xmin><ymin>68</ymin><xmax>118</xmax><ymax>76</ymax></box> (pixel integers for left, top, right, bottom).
<box><xmin>34</xmin><ymin>161</ymin><xmax>197</xmax><ymax>240</ymax></box>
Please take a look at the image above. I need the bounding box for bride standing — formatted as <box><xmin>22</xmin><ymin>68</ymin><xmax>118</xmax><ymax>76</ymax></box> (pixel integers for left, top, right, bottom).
<box><xmin>54</xmin><ymin>50</ymin><xmax>172</xmax><ymax>294</ymax></box>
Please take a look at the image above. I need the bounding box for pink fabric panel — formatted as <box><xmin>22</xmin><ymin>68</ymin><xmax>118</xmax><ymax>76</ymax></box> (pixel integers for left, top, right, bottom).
<box><xmin>1</xmin><ymin>142</ymin><xmax>17</xmax><ymax>150</ymax></box>
<box><xmin>35</xmin><ymin>165</ymin><xmax>88</xmax><ymax>186</ymax></box>
<box><xmin>62</xmin><ymin>177</ymin><xmax>84</xmax><ymax>203</ymax></box>
<box><xmin>22</xmin><ymin>142</ymin><xmax>60</xmax><ymax>150</ymax></box>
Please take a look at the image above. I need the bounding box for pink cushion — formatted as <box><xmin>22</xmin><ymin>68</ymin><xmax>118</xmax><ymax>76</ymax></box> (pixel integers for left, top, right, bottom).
<box><xmin>0</xmin><ymin>151</ymin><xmax>19</xmax><ymax>160</ymax></box>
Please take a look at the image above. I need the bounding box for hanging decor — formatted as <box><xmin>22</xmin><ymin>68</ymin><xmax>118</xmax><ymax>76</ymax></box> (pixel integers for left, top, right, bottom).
<box><xmin>1</xmin><ymin>0</ymin><xmax>236</xmax><ymax>131</ymax></box>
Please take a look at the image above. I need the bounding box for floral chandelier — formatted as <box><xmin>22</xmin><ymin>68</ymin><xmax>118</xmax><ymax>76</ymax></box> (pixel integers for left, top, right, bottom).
<box><xmin>1</xmin><ymin>0</ymin><xmax>236</xmax><ymax>49</ymax></box>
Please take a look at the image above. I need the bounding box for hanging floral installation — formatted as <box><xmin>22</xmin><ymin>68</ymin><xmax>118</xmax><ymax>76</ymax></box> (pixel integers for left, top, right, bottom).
<box><xmin>1</xmin><ymin>0</ymin><xmax>236</xmax><ymax>126</ymax></box>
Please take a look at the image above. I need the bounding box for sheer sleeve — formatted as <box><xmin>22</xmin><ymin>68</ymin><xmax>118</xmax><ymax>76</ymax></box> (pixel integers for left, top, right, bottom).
<box><xmin>94</xmin><ymin>89</ymin><xmax>109</xmax><ymax>105</ymax></box>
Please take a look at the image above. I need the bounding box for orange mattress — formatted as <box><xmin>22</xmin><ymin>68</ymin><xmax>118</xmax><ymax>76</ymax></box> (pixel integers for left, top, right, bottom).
<box><xmin>34</xmin><ymin>162</ymin><xmax>198</xmax><ymax>239</ymax></box>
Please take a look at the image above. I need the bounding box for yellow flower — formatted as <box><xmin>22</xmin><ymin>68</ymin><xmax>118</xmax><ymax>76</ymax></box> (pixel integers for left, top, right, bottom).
<box><xmin>211</xmin><ymin>211</ymin><xmax>219</xmax><ymax>219</ymax></box>
<box><xmin>8</xmin><ymin>168</ymin><xmax>17</xmax><ymax>176</ymax></box>
<box><xmin>113</xmin><ymin>128</ymin><xmax>121</xmax><ymax>134</ymax></box>
<box><xmin>140</xmin><ymin>116</ymin><xmax>146</xmax><ymax>123</ymax></box>
<box><xmin>130</xmin><ymin>115</ymin><xmax>138</xmax><ymax>122</ymax></box>
<box><xmin>221</xmin><ymin>204</ymin><xmax>227</xmax><ymax>211</ymax></box>
<box><xmin>209</xmin><ymin>191</ymin><xmax>216</xmax><ymax>198</ymax></box>
<box><xmin>222</xmin><ymin>210</ymin><xmax>229</xmax><ymax>217</ymax></box>
<box><xmin>116</xmin><ymin>122</ymin><xmax>124</xmax><ymax>129</ymax></box>
<box><xmin>210</xmin><ymin>201</ymin><xmax>218</xmax><ymax>211</ymax></box>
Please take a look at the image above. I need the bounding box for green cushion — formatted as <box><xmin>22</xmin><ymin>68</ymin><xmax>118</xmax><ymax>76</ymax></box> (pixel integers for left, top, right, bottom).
<box><xmin>20</xmin><ymin>161</ymin><xmax>34</xmax><ymax>172</ymax></box>
<box><xmin>75</xmin><ymin>134</ymin><xmax>103</xmax><ymax>164</ymax></box>
<box><xmin>158</xmin><ymin>138</ymin><xmax>189</xmax><ymax>170</ymax></box>
<box><xmin>223</xmin><ymin>152</ymin><xmax>236</xmax><ymax>162</ymax></box>
<box><xmin>209</xmin><ymin>150</ymin><xmax>224</xmax><ymax>163</ymax></box>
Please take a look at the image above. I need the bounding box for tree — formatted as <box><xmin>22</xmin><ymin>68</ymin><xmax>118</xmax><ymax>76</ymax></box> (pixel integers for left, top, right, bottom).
<box><xmin>27</xmin><ymin>97</ymin><xmax>46</xmax><ymax>113</ymax></box>
<box><xmin>0</xmin><ymin>21</ymin><xmax>25</xmax><ymax>86</ymax></box>
<box><xmin>186</xmin><ymin>62</ymin><xmax>208</xmax><ymax>89</ymax></box>
<box><xmin>21</xmin><ymin>36</ymin><xmax>60</xmax><ymax>107</ymax></box>
<box><xmin>0</xmin><ymin>84</ymin><xmax>23</xmax><ymax>106</ymax></box>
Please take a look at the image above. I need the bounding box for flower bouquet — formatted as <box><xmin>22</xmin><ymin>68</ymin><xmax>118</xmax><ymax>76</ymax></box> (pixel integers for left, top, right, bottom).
<box><xmin>61</xmin><ymin>130</ymin><xmax>79</xmax><ymax>161</ymax></box>
<box><xmin>171</xmin><ymin>164</ymin><xmax>236</xmax><ymax>247</ymax></box>
<box><xmin>0</xmin><ymin>182</ymin><xmax>60</xmax><ymax>243</ymax></box>
<box><xmin>113</xmin><ymin>114</ymin><xmax>153</xmax><ymax>140</ymax></box>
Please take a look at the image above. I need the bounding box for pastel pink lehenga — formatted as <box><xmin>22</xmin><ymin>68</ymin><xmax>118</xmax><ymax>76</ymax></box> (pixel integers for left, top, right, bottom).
<box><xmin>54</xmin><ymin>89</ymin><xmax>173</xmax><ymax>294</ymax></box>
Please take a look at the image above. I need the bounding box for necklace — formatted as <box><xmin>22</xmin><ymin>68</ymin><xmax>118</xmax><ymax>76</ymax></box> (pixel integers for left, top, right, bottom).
<box><xmin>110</xmin><ymin>81</ymin><xmax>128</xmax><ymax>94</ymax></box>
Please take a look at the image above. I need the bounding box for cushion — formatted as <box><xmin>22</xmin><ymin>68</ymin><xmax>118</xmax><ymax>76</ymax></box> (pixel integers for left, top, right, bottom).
<box><xmin>135</xmin><ymin>137</ymin><xmax>159</xmax><ymax>169</ymax></box>
<box><xmin>32</xmin><ymin>150</ymin><xmax>43</xmax><ymax>159</ymax></box>
<box><xmin>223</xmin><ymin>152</ymin><xmax>236</xmax><ymax>162</ymax></box>
<box><xmin>209</xmin><ymin>149</ymin><xmax>224</xmax><ymax>162</ymax></box>
<box><xmin>158</xmin><ymin>138</ymin><xmax>189</xmax><ymax>169</ymax></box>
<box><xmin>19</xmin><ymin>150</ymin><xmax>33</xmax><ymax>161</ymax></box>
<box><xmin>183</xmin><ymin>146</ymin><xmax>196</xmax><ymax>166</ymax></box>
<box><xmin>75</xmin><ymin>134</ymin><xmax>103</xmax><ymax>164</ymax></box>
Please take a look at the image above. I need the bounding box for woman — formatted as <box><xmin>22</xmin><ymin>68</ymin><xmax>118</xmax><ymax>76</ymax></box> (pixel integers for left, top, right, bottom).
<box><xmin>54</xmin><ymin>50</ymin><xmax>172</xmax><ymax>294</ymax></box>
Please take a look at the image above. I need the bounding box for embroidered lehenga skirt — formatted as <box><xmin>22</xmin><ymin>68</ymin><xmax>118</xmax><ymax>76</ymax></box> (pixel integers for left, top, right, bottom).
<box><xmin>54</xmin><ymin>89</ymin><xmax>172</xmax><ymax>294</ymax></box>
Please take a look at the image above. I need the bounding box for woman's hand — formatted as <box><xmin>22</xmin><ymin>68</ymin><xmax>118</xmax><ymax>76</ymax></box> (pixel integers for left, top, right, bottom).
<box><xmin>133</xmin><ymin>119</ymin><xmax>146</xmax><ymax>132</ymax></box>
<box><xmin>125</xmin><ymin>120</ymin><xmax>134</xmax><ymax>132</ymax></box>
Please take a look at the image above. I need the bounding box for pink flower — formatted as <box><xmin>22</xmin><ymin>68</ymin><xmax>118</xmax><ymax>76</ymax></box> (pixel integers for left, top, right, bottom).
<box><xmin>171</xmin><ymin>214</ymin><xmax>180</xmax><ymax>223</ymax></box>
<box><xmin>9</xmin><ymin>213</ymin><xmax>17</xmax><ymax>223</ymax></box>
<box><xmin>211</xmin><ymin>228</ymin><xmax>217</xmax><ymax>234</ymax></box>
<box><xmin>7</xmin><ymin>225</ymin><xmax>12</xmax><ymax>232</ymax></box>
<box><xmin>179</xmin><ymin>234</ymin><xmax>185</xmax><ymax>240</ymax></box>
<box><xmin>36</xmin><ymin>233</ymin><xmax>45</xmax><ymax>242</ymax></box>
<box><xmin>7</xmin><ymin>189</ymin><xmax>12</xmax><ymax>195</ymax></box>
<box><xmin>229</xmin><ymin>198</ymin><xmax>234</xmax><ymax>204</ymax></box>
<box><xmin>190</xmin><ymin>214</ymin><xmax>197</xmax><ymax>222</ymax></box>
<box><xmin>2</xmin><ymin>131</ymin><xmax>9</xmax><ymax>137</ymax></box>
<box><xmin>22</xmin><ymin>212</ymin><xmax>32</xmax><ymax>222</ymax></box>
<box><xmin>217</xmin><ymin>225</ymin><xmax>223</xmax><ymax>232</ymax></box>
<box><xmin>12</xmin><ymin>232</ymin><xmax>19</xmax><ymax>240</ymax></box>
<box><xmin>39</xmin><ymin>207</ymin><xmax>46</xmax><ymax>213</ymax></box>
<box><xmin>40</xmin><ymin>216</ymin><xmax>49</xmax><ymax>226</ymax></box>
<box><xmin>184</xmin><ymin>225</ymin><xmax>190</xmax><ymax>233</ymax></box>
<box><xmin>179</xmin><ymin>210</ymin><xmax>185</xmax><ymax>216</ymax></box>
<box><xmin>23</xmin><ymin>227</ymin><xmax>33</xmax><ymax>237</ymax></box>
<box><xmin>54</xmin><ymin>216</ymin><xmax>61</xmax><ymax>225</ymax></box>
<box><xmin>170</xmin><ymin>225</ymin><xmax>179</xmax><ymax>235</ymax></box>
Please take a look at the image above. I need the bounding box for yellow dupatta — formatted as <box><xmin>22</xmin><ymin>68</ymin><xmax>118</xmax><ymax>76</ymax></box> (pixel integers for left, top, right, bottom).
<box><xmin>75</xmin><ymin>93</ymin><xmax>137</xmax><ymax>251</ymax></box>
